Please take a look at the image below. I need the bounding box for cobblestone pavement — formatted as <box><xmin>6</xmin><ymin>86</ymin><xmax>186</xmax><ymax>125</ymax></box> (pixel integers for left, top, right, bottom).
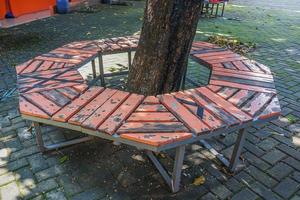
<box><xmin>1</xmin><ymin>0</ymin><xmax>300</xmax><ymax>200</ymax></box>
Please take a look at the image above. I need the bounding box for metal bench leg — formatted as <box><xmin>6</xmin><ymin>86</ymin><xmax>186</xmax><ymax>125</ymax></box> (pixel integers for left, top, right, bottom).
<box><xmin>91</xmin><ymin>59</ymin><xmax>97</xmax><ymax>79</ymax></box>
<box><xmin>200</xmin><ymin>128</ymin><xmax>247</xmax><ymax>173</ymax></box>
<box><xmin>98</xmin><ymin>53</ymin><xmax>106</xmax><ymax>87</ymax></box>
<box><xmin>33</xmin><ymin>122</ymin><xmax>94</xmax><ymax>152</ymax></box>
<box><xmin>146</xmin><ymin>145</ymin><xmax>185</xmax><ymax>193</ymax></box>
<box><xmin>228</xmin><ymin>128</ymin><xmax>247</xmax><ymax>172</ymax></box>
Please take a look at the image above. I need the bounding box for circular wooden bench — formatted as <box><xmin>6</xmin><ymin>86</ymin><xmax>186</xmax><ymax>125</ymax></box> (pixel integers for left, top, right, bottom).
<box><xmin>16</xmin><ymin>36</ymin><xmax>281</xmax><ymax>192</ymax></box>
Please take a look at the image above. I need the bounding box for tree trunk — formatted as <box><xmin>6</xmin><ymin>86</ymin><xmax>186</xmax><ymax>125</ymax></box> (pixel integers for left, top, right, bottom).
<box><xmin>127</xmin><ymin>0</ymin><xmax>202</xmax><ymax>96</ymax></box>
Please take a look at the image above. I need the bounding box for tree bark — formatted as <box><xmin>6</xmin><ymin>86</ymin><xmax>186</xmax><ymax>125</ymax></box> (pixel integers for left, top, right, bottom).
<box><xmin>127</xmin><ymin>0</ymin><xmax>202</xmax><ymax>96</ymax></box>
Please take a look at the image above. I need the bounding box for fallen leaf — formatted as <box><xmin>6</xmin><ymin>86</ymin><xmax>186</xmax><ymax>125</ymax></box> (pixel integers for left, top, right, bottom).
<box><xmin>59</xmin><ymin>155</ymin><xmax>69</xmax><ymax>164</ymax></box>
<box><xmin>193</xmin><ymin>176</ymin><xmax>205</xmax><ymax>186</ymax></box>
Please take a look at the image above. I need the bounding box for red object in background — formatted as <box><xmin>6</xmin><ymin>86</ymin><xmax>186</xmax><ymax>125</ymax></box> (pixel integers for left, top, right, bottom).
<box><xmin>0</xmin><ymin>0</ymin><xmax>8</xmax><ymax>19</ymax></box>
<box><xmin>209</xmin><ymin>0</ymin><xmax>222</xmax><ymax>3</ymax></box>
<box><xmin>8</xmin><ymin>0</ymin><xmax>56</xmax><ymax>17</ymax></box>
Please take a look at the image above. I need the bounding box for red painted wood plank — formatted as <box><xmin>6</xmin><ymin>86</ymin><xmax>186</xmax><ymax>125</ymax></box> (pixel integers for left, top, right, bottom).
<box><xmin>228</xmin><ymin>89</ymin><xmax>256</xmax><ymax>107</ymax></box>
<box><xmin>173</xmin><ymin>92</ymin><xmax>225</xmax><ymax>130</ymax></box>
<box><xmin>197</xmin><ymin>87</ymin><xmax>252</xmax><ymax>122</ymax></box>
<box><xmin>21</xmin><ymin>60</ymin><xmax>42</xmax><ymax>74</ymax></box>
<box><xmin>99</xmin><ymin>94</ymin><xmax>144</xmax><ymax>134</ymax></box>
<box><xmin>19</xmin><ymin>96</ymin><xmax>49</xmax><ymax>119</ymax></box>
<box><xmin>195</xmin><ymin>50</ymin><xmax>233</xmax><ymax>58</ymax></box>
<box><xmin>242</xmin><ymin>92</ymin><xmax>274</xmax><ymax>116</ymax></box>
<box><xmin>212</xmin><ymin>70</ymin><xmax>274</xmax><ymax>83</ymax></box>
<box><xmin>185</xmin><ymin>89</ymin><xmax>240</xmax><ymax>126</ymax></box>
<box><xmin>16</xmin><ymin>59</ymin><xmax>33</xmax><ymax>75</ymax></box>
<box><xmin>36</xmin><ymin>61</ymin><xmax>54</xmax><ymax>72</ymax></box>
<box><xmin>197</xmin><ymin>53</ymin><xmax>240</xmax><ymax>62</ymax></box>
<box><xmin>136</xmin><ymin>104</ymin><xmax>167</xmax><ymax>112</ymax></box>
<box><xmin>52</xmin><ymin>87</ymin><xmax>104</xmax><ymax>122</ymax></box>
<box><xmin>50</xmin><ymin>62</ymin><xmax>65</xmax><ymax>69</ymax></box>
<box><xmin>117</xmin><ymin>122</ymin><xmax>189</xmax><ymax>133</ymax></box>
<box><xmin>81</xmin><ymin>90</ymin><xmax>130</xmax><ymax>130</ymax></box>
<box><xmin>210</xmin><ymin>80</ymin><xmax>277</xmax><ymax>94</ymax></box>
<box><xmin>35</xmin><ymin>56</ymin><xmax>82</xmax><ymax>64</ymax></box>
<box><xmin>232</xmin><ymin>61</ymin><xmax>251</xmax><ymax>71</ymax></box>
<box><xmin>56</xmin><ymin>87</ymin><xmax>79</xmax><ymax>100</ymax></box>
<box><xmin>72</xmin><ymin>84</ymin><xmax>88</xmax><ymax>93</ymax></box>
<box><xmin>127</xmin><ymin>112</ymin><xmax>178</xmax><ymax>122</ymax></box>
<box><xmin>192</xmin><ymin>41</ymin><xmax>219</xmax><ymax>48</ymax></box>
<box><xmin>158</xmin><ymin>94</ymin><xmax>210</xmax><ymax>134</ymax></box>
<box><xmin>54</xmin><ymin>47</ymin><xmax>97</xmax><ymax>55</ymax></box>
<box><xmin>208</xmin><ymin>57</ymin><xmax>246</xmax><ymax>64</ymax></box>
<box><xmin>217</xmin><ymin>87</ymin><xmax>238</xmax><ymax>99</ymax></box>
<box><xmin>258</xmin><ymin>96</ymin><xmax>281</xmax><ymax>120</ymax></box>
<box><xmin>253</xmin><ymin>61</ymin><xmax>271</xmax><ymax>74</ymax></box>
<box><xmin>212</xmin><ymin>67</ymin><xmax>273</xmax><ymax>79</ymax></box>
<box><xmin>23</xmin><ymin>92</ymin><xmax>61</xmax><ymax>116</ymax></box>
<box><xmin>207</xmin><ymin>85</ymin><xmax>222</xmax><ymax>92</ymax></box>
<box><xmin>143</xmin><ymin>96</ymin><xmax>160</xmax><ymax>104</ymax></box>
<box><xmin>68</xmin><ymin>88</ymin><xmax>117</xmax><ymax>125</ymax></box>
<box><xmin>242</xmin><ymin>60</ymin><xmax>265</xmax><ymax>73</ymax></box>
<box><xmin>41</xmin><ymin>89</ymin><xmax>71</xmax><ymax>107</ymax></box>
<box><xmin>120</xmin><ymin>132</ymin><xmax>192</xmax><ymax>147</ymax></box>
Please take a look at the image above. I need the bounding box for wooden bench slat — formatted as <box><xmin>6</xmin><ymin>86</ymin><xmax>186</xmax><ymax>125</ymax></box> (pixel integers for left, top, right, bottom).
<box><xmin>143</xmin><ymin>96</ymin><xmax>160</xmax><ymax>104</ymax></box>
<box><xmin>56</xmin><ymin>87</ymin><xmax>80</xmax><ymax>100</ymax></box>
<box><xmin>41</xmin><ymin>89</ymin><xmax>71</xmax><ymax>107</ymax></box>
<box><xmin>207</xmin><ymin>56</ymin><xmax>246</xmax><ymax>64</ymax></box>
<box><xmin>198</xmin><ymin>53</ymin><xmax>241</xmax><ymax>62</ymax></box>
<box><xmin>242</xmin><ymin>92</ymin><xmax>274</xmax><ymax>116</ymax></box>
<box><xmin>127</xmin><ymin>112</ymin><xmax>178</xmax><ymax>122</ymax></box>
<box><xmin>253</xmin><ymin>61</ymin><xmax>271</xmax><ymax>74</ymax></box>
<box><xmin>158</xmin><ymin>94</ymin><xmax>210</xmax><ymax>134</ymax></box>
<box><xmin>68</xmin><ymin>88</ymin><xmax>117</xmax><ymax>125</ymax></box>
<box><xmin>232</xmin><ymin>61</ymin><xmax>251</xmax><ymax>71</ymax></box>
<box><xmin>207</xmin><ymin>85</ymin><xmax>222</xmax><ymax>92</ymax></box>
<box><xmin>211</xmin><ymin>75</ymin><xmax>275</xmax><ymax>89</ymax></box>
<box><xmin>194</xmin><ymin>50</ymin><xmax>233</xmax><ymax>58</ymax></box>
<box><xmin>228</xmin><ymin>89</ymin><xmax>256</xmax><ymax>107</ymax></box>
<box><xmin>212</xmin><ymin>70</ymin><xmax>274</xmax><ymax>83</ymax></box>
<box><xmin>50</xmin><ymin>62</ymin><xmax>65</xmax><ymax>70</ymax></box>
<box><xmin>19</xmin><ymin>96</ymin><xmax>49</xmax><ymax>119</ymax></box>
<box><xmin>173</xmin><ymin>92</ymin><xmax>225</xmax><ymax>130</ymax></box>
<box><xmin>222</xmin><ymin>62</ymin><xmax>238</xmax><ymax>70</ymax></box>
<box><xmin>21</xmin><ymin>60</ymin><xmax>42</xmax><ymax>74</ymax></box>
<box><xmin>99</xmin><ymin>94</ymin><xmax>144</xmax><ymax>134</ymax></box>
<box><xmin>36</xmin><ymin>61</ymin><xmax>54</xmax><ymax>72</ymax></box>
<box><xmin>82</xmin><ymin>90</ymin><xmax>130</xmax><ymax>130</ymax></box>
<box><xmin>242</xmin><ymin>60</ymin><xmax>265</xmax><ymax>73</ymax></box>
<box><xmin>212</xmin><ymin>66</ymin><xmax>273</xmax><ymax>79</ymax></box>
<box><xmin>136</xmin><ymin>104</ymin><xmax>168</xmax><ymax>112</ymax></box>
<box><xmin>186</xmin><ymin>89</ymin><xmax>240</xmax><ymax>126</ymax></box>
<box><xmin>210</xmin><ymin>80</ymin><xmax>277</xmax><ymax>93</ymax></box>
<box><xmin>35</xmin><ymin>56</ymin><xmax>82</xmax><ymax>65</ymax></box>
<box><xmin>258</xmin><ymin>96</ymin><xmax>281</xmax><ymax>120</ymax></box>
<box><xmin>117</xmin><ymin>122</ymin><xmax>189</xmax><ymax>133</ymax></box>
<box><xmin>16</xmin><ymin>59</ymin><xmax>33</xmax><ymax>75</ymax></box>
<box><xmin>217</xmin><ymin>87</ymin><xmax>238</xmax><ymax>99</ymax></box>
<box><xmin>22</xmin><ymin>93</ymin><xmax>61</xmax><ymax>116</ymax></box>
<box><xmin>120</xmin><ymin>132</ymin><xmax>192</xmax><ymax>147</ymax></box>
<box><xmin>197</xmin><ymin>87</ymin><xmax>252</xmax><ymax>123</ymax></box>
<box><xmin>72</xmin><ymin>84</ymin><xmax>89</xmax><ymax>93</ymax></box>
<box><xmin>52</xmin><ymin>87</ymin><xmax>104</xmax><ymax>122</ymax></box>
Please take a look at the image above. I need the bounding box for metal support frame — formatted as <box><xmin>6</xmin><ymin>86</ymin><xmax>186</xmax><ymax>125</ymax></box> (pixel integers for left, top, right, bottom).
<box><xmin>91</xmin><ymin>59</ymin><xmax>97</xmax><ymax>79</ymax></box>
<box><xmin>98</xmin><ymin>53</ymin><xmax>106</xmax><ymax>87</ymax></box>
<box><xmin>33</xmin><ymin>122</ymin><xmax>94</xmax><ymax>152</ymax></box>
<box><xmin>128</xmin><ymin>51</ymin><xmax>132</xmax><ymax>69</ymax></box>
<box><xmin>146</xmin><ymin>145</ymin><xmax>185</xmax><ymax>193</ymax></box>
<box><xmin>200</xmin><ymin>128</ymin><xmax>247</xmax><ymax>172</ymax></box>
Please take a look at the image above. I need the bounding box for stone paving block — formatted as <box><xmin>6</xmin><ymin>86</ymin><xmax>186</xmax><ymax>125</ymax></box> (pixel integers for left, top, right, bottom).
<box><xmin>274</xmin><ymin>177</ymin><xmax>300</xmax><ymax>199</ymax></box>
<box><xmin>234</xmin><ymin>171</ymin><xmax>254</xmax><ymax>186</ymax></box>
<box><xmin>276</xmin><ymin>144</ymin><xmax>300</xmax><ymax>161</ymax></box>
<box><xmin>225</xmin><ymin>178</ymin><xmax>244</xmax><ymax>193</ymax></box>
<box><xmin>4</xmin><ymin>137</ymin><xmax>23</xmax><ymax>152</ymax></box>
<box><xmin>283</xmin><ymin>157</ymin><xmax>300</xmax><ymax>171</ymax></box>
<box><xmin>6</xmin><ymin>157</ymin><xmax>28</xmax><ymax>172</ymax></box>
<box><xmin>249</xmin><ymin>181</ymin><xmax>282</xmax><ymax>200</ymax></box>
<box><xmin>292</xmin><ymin>171</ymin><xmax>300</xmax><ymax>183</ymax></box>
<box><xmin>27</xmin><ymin>153</ymin><xmax>49</xmax><ymax>173</ymax></box>
<box><xmin>244</xmin><ymin>142</ymin><xmax>265</xmax><ymax>157</ymax></box>
<box><xmin>71</xmin><ymin>186</ymin><xmax>106</xmax><ymax>200</ymax></box>
<box><xmin>200</xmin><ymin>192</ymin><xmax>218</xmax><ymax>200</ymax></box>
<box><xmin>17</xmin><ymin>127</ymin><xmax>33</xmax><ymax>141</ymax></box>
<box><xmin>258</xmin><ymin>137</ymin><xmax>280</xmax><ymax>151</ymax></box>
<box><xmin>243</xmin><ymin>152</ymin><xmax>271</xmax><ymax>171</ymax></box>
<box><xmin>46</xmin><ymin>188</ymin><xmax>68</xmax><ymax>200</ymax></box>
<box><xmin>0</xmin><ymin>172</ymin><xmax>15</xmax><ymax>186</ymax></box>
<box><xmin>58</xmin><ymin>174</ymin><xmax>83</xmax><ymax>196</ymax></box>
<box><xmin>261</xmin><ymin>149</ymin><xmax>286</xmax><ymax>165</ymax></box>
<box><xmin>267</xmin><ymin>162</ymin><xmax>293</xmax><ymax>181</ymax></box>
<box><xmin>0</xmin><ymin>181</ymin><xmax>20</xmax><ymax>200</ymax></box>
<box><xmin>9</xmin><ymin>145</ymin><xmax>39</xmax><ymax>161</ymax></box>
<box><xmin>35</xmin><ymin>165</ymin><xmax>65</xmax><ymax>182</ymax></box>
<box><xmin>290</xmin><ymin>195</ymin><xmax>300</xmax><ymax>200</ymax></box>
<box><xmin>209</xmin><ymin>181</ymin><xmax>232</xmax><ymax>200</ymax></box>
<box><xmin>245</xmin><ymin>166</ymin><xmax>278</xmax><ymax>187</ymax></box>
<box><xmin>0</xmin><ymin>116</ymin><xmax>11</xmax><ymax>127</ymax></box>
<box><xmin>231</xmin><ymin>188</ymin><xmax>258</xmax><ymax>200</ymax></box>
<box><xmin>8</xmin><ymin>109</ymin><xmax>20</xmax><ymax>120</ymax></box>
<box><xmin>23</xmin><ymin>178</ymin><xmax>59</xmax><ymax>200</ymax></box>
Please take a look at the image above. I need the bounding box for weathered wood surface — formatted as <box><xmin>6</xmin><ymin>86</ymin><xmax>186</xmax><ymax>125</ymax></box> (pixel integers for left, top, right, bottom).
<box><xmin>17</xmin><ymin>37</ymin><xmax>280</xmax><ymax>148</ymax></box>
